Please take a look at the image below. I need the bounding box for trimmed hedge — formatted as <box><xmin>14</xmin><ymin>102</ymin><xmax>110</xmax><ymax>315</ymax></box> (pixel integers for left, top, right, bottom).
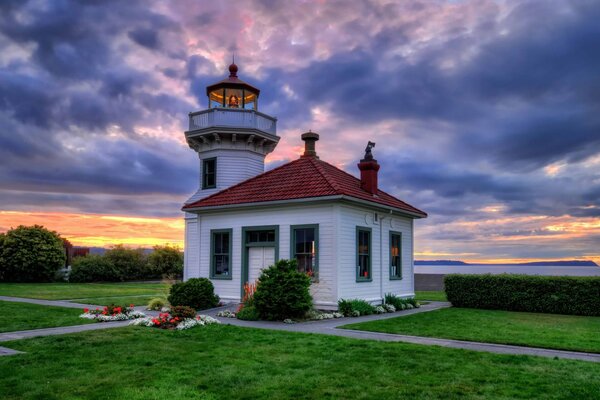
<box><xmin>445</xmin><ymin>274</ymin><xmax>600</xmax><ymax>316</ymax></box>
<box><xmin>168</xmin><ymin>278</ymin><xmax>219</xmax><ymax>311</ymax></box>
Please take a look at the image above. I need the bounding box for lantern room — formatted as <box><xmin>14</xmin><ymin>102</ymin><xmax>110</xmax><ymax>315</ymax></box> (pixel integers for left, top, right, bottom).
<box><xmin>206</xmin><ymin>63</ymin><xmax>260</xmax><ymax>110</ymax></box>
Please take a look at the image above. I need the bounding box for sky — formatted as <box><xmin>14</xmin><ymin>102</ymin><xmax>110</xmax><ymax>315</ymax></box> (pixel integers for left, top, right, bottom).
<box><xmin>0</xmin><ymin>0</ymin><xmax>599</xmax><ymax>264</ymax></box>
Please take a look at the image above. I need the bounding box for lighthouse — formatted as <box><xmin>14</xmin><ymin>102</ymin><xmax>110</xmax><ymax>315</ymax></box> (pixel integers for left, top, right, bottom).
<box><xmin>183</xmin><ymin>63</ymin><xmax>280</xmax><ymax>278</ymax></box>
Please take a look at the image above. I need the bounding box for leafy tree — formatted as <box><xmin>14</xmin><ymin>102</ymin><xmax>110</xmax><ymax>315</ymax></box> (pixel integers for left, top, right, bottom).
<box><xmin>0</xmin><ymin>225</ymin><xmax>65</xmax><ymax>282</ymax></box>
<box><xmin>147</xmin><ymin>245</ymin><xmax>183</xmax><ymax>278</ymax></box>
<box><xmin>104</xmin><ymin>245</ymin><xmax>148</xmax><ymax>280</ymax></box>
<box><xmin>253</xmin><ymin>259</ymin><xmax>312</xmax><ymax>320</ymax></box>
<box><xmin>69</xmin><ymin>255</ymin><xmax>121</xmax><ymax>282</ymax></box>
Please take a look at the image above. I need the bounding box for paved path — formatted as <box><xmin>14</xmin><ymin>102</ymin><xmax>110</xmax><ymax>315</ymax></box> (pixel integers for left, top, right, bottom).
<box><xmin>0</xmin><ymin>295</ymin><xmax>102</xmax><ymax>310</ymax></box>
<box><xmin>1</xmin><ymin>297</ymin><xmax>599</xmax><ymax>362</ymax></box>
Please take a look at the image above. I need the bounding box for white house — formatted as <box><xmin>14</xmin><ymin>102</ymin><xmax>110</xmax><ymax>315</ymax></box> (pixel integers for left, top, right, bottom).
<box><xmin>182</xmin><ymin>63</ymin><xmax>427</xmax><ymax>309</ymax></box>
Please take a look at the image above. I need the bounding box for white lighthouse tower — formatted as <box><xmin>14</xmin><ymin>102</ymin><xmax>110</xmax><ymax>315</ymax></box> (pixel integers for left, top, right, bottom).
<box><xmin>183</xmin><ymin>62</ymin><xmax>279</xmax><ymax>278</ymax></box>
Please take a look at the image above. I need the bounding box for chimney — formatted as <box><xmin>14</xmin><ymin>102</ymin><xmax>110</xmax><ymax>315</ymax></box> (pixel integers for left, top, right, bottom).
<box><xmin>301</xmin><ymin>130</ymin><xmax>319</xmax><ymax>158</ymax></box>
<box><xmin>357</xmin><ymin>141</ymin><xmax>380</xmax><ymax>195</ymax></box>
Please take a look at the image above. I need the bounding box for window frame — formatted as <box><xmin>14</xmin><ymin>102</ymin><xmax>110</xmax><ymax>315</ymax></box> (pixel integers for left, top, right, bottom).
<box><xmin>210</xmin><ymin>228</ymin><xmax>233</xmax><ymax>280</ymax></box>
<box><xmin>290</xmin><ymin>224</ymin><xmax>319</xmax><ymax>281</ymax></box>
<box><xmin>389</xmin><ymin>231</ymin><xmax>403</xmax><ymax>280</ymax></box>
<box><xmin>356</xmin><ymin>226</ymin><xmax>372</xmax><ymax>282</ymax></box>
<box><xmin>202</xmin><ymin>157</ymin><xmax>217</xmax><ymax>189</ymax></box>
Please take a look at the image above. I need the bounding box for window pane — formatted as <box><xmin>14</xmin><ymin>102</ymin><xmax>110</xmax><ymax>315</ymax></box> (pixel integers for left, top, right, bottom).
<box><xmin>296</xmin><ymin>254</ymin><xmax>314</xmax><ymax>273</ymax></box>
<box><xmin>215</xmin><ymin>255</ymin><xmax>229</xmax><ymax>275</ymax></box>
<box><xmin>295</xmin><ymin>229</ymin><xmax>305</xmax><ymax>254</ymax></box>
<box><xmin>221</xmin><ymin>233</ymin><xmax>229</xmax><ymax>253</ymax></box>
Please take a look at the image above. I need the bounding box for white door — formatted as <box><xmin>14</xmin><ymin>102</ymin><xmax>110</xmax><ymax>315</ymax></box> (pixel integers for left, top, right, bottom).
<box><xmin>248</xmin><ymin>247</ymin><xmax>275</xmax><ymax>283</ymax></box>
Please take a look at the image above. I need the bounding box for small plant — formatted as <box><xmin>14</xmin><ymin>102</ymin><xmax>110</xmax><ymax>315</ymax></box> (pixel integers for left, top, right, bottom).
<box><xmin>169</xmin><ymin>305</ymin><xmax>196</xmax><ymax>319</ymax></box>
<box><xmin>168</xmin><ymin>278</ymin><xmax>219</xmax><ymax>310</ymax></box>
<box><xmin>384</xmin><ymin>293</ymin><xmax>419</xmax><ymax>310</ymax></box>
<box><xmin>147</xmin><ymin>297</ymin><xmax>167</xmax><ymax>311</ymax></box>
<box><xmin>253</xmin><ymin>259</ymin><xmax>312</xmax><ymax>321</ymax></box>
<box><xmin>216</xmin><ymin>310</ymin><xmax>236</xmax><ymax>318</ymax></box>
<box><xmin>383</xmin><ymin>304</ymin><xmax>396</xmax><ymax>313</ymax></box>
<box><xmin>80</xmin><ymin>304</ymin><xmax>145</xmax><ymax>322</ymax></box>
<box><xmin>374</xmin><ymin>305</ymin><xmax>386</xmax><ymax>314</ymax></box>
<box><xmin>337</xmin><ymin>299</ymin><xmax>376</xmax><ymax>317</ymax></box>
<box><xmin>236</xmin><ymin>305</ymin><xmax>260</xmax><ymax>321</ymax></box>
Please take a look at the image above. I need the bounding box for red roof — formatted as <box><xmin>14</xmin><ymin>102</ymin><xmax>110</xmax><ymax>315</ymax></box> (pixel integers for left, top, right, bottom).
<box><xmin>183</xmin><ymin>156</ymin><xmax>427</xmax><ymax>218</ymax></box>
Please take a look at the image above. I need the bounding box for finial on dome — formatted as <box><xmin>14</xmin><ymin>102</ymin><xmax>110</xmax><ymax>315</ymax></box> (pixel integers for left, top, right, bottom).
<box><xmin>228</xmin><ymin>54</ymin><xmax>238</xmax><ymax>78</ymax></box>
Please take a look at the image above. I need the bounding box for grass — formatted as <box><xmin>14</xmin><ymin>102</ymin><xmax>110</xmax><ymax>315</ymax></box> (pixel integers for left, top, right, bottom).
<box><xmin>0</xmin><ymin>301</ymin><xmax>94</xmax><ymax>333</ymax></box>
<box><xmin>414</xmin><ymin>290</ymin><xmax>447</xmax><ymax>301</ymax></box>
<box><xmin>341</xmin><ymin>307</ymin><xmax>600</xmax><ymax>353</ymax></box>
<box><xmin>0</xmin><ymin>282</ymin><xmax>170</xmax><ymax>300</ymax></box>
<box><xmin>1</xmin><ymin>325</ymin><xmax>599</xmax><ymax>399</ymax></box>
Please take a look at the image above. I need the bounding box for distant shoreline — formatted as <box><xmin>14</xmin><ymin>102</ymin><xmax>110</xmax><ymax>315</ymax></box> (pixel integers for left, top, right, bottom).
<box><xmin>414</xmin><ymin>260</ymin><xmax>598</xmax><ymax>267</ymax></box>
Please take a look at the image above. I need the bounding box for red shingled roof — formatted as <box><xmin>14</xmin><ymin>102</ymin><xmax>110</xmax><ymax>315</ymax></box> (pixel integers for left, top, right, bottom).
<box><xmin>183</xmin><ymin>156</ymin><xmax>427</xmax><ymax>217</ymax></box>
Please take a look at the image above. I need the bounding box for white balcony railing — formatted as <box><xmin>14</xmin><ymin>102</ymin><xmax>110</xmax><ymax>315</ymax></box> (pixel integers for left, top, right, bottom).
<box><xmin>189</xmin><ymin>108</ymin><xmax>277</xmax><ymax>135</ymax></box>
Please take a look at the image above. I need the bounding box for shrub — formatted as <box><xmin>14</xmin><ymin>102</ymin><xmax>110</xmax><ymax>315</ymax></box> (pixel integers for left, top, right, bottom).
<box><xmin>236</xmin><ymin>305</ymin><xmax>260</xmax><ymax>321</ymax></box>
<box><xmin>147</xmin><ymin>245</ymin><xmax>183</xmax><ymax>279</ymax></box>
<box><xmin>384</xmin><ymin>293</ymin><xmax>420</xmax><ymax>310</ymax></box>
<box><xmin>253</xmin><ymin>259</ymin><xmax>313</xmax><ymax>321</ymax></box>
<box><xmin>169</xmin><ymin>305</ymin><xmax>197</xmax><ymax>319</ymax></box>
<box><xmin>0</xmin><ymin>225</ymin><xmax>65</xmax><ymax>282</ymax></box>
<box><xmin>70</xmin><ymin>255</ymin><xmax>121</xmax><ymax>282</ymax></box>
<box><xmin>445</xmin><ymin>274</ymin><xmax>600</xmax><ymax>316</ymax></box>
<box><xmin>338</xmin><ymin>299</ymin><xmax>376</xmax><ymax>317</ymax></box>
<box><xmin>168</xmin><ymin>278</ymin><xmax>219</xmax><ymax>310</ymax></box>
<box><xmin>147</xmin><ymin>297</ymin><xmax>167</xmax><ymax>311</ymax></box>
<box><xmin>104</xmin><ymin>245</ymin><xmax>148</xmax><ymax>280</ymax></box>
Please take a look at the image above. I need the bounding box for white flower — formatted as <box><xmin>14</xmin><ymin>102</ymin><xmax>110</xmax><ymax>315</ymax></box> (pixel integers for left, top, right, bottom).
<box><xmin>216</xmin><ymin>310</ymin><xmax>236</xmax><ymax>318</ymax></box>
<box><xmin>374</xmin><ymin>306</ymin><xmax>386</xmax><ymax>314</ymax></box>
<box><xmin>332</xmin><ymin>312</ymin><xmax>344</xmax><ymax>318</ymax></box>
<box><xmin>405</xmin><ymin>303</ymin><xmax>414</xmax><ymax>310</ymax></box>
<box><xmin>383</xmin><ymin>304</ymin><xmax>396</xmax><ymax>312</ymax></box>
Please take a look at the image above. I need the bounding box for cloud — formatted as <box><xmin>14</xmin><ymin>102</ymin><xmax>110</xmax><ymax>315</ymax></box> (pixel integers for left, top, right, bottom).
<box><xmin>0</xmin><ymin>0</ymin><xmax>598</xmax><ymax>260</ymax></box>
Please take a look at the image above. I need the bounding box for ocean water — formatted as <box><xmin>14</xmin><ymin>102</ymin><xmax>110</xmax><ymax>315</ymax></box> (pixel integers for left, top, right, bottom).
<box><xmin>414</xmin><ymin>264</ymin><xmax>600</xmax><ymax>276</ymax></box>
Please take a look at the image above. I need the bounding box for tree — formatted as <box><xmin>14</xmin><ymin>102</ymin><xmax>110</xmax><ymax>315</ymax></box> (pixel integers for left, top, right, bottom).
<box><xmin>147</xmin><ymin>244</ymin><xmax>183</xmax><ymax>278</ymax></box>
<box><xmin>104</xmin><ymin>245</ymin><xmax>148</xmax><ymax>280</ymax></box>
<box><xmin>0</xmin><ymin>225</ymin><xmax>65</xmax><ymax>282</ymax></box>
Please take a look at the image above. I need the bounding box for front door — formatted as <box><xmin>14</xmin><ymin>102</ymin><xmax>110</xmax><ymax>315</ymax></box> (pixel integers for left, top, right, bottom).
<box><xmin>248</xmin><ymin>246</ymin><xmax>275</xmax><ymax>283</ymax></box>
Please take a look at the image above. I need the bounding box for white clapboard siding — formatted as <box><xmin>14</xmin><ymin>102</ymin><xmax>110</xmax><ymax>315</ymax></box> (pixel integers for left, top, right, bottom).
<box><xmin>189</xmin><ymin>204</ymin><xmax>336</xmax><ymax>306</ymax></box>
<box><xmin>336</xmin><ymin>205</ymin><xmax>414</xmax><ymax>303</ymax></box>
<box><xmin>183</xmin><ymin>215</ymin><xmax>200</xmax><ymax>281</ymax></box>
<box><xmin>186</xmin><ymin>149</ymin><xmax>265</xmax><ymax>204</ymax></box>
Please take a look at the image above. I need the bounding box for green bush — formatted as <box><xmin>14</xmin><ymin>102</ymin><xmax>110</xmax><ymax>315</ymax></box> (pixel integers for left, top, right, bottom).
<box><xmin>253</xmin><ymin>259</ymin><xmax>312</xmax><ymax>321</ymax></box>
<box><xmin>0</xmin><ymin>225</ymin><xmax>65</xmax><ymax>282</ymax></box>
<box><xmin>169</xmin><ymin>305</ymin><xmax>196</xmax><ymax>319</ymax></box>
<box><xmin>104</xmin><ymin>245</ymin><xmax>148</xmax><ymax>280</ymax></box>
<box><xmin>445</xmin><ymin>274</ymin><xmax>600</xmax><ymax>316</ymax></box>
<box><xmin>236</xmin><ymin>305</ymin><xmax>260</xmax><ymax>321</ymax></box>
<box><xmin>168</xmin><ymin>278</ymin><xmax>219</xmax><ymax>310</ymax></box>
<box><xmin>338</xmin><ymin>299</ymin><xmax>375</xmax><ymax>317</ymax></box>
<box><xmin>147</xmin><ymin>245</ymin><xmax>183</xmax><ymax>279</ymax></box>
<box><xmin>384</xmin><ymin>293</ymin><xmax>419</xmax><ymax>310</ymax></box>
<box><xmin>69</xmin><ymin>255</ymin><xmax>121</xmax><ymax>282</ymax></box>
<box><xmin>147</xmin><ymin>297</ymin><xmax>167</xmax><ymax>311</ymax></box>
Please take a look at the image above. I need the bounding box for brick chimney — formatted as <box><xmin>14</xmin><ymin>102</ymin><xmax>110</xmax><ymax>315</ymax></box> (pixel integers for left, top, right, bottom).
<box><xmin>301</xmin><ymin>130</ymin><xmax>319</xmax><ymax>158</ymax></box>
<box><xmin>357</xmin><ymin>141</ymin><xmax>380</xmax><ymax>195</ymax></box>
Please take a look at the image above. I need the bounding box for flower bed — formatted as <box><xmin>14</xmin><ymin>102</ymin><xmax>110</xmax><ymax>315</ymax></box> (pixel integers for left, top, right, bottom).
<box><xmin>129</xmin><ymin>313</ymin><xmax>220</xmax><ymax>330</ymax></box>
<box><xmin>80</xmin><ymin>304</ymin><xmax>147</xmax><ymax>322</ymax></box>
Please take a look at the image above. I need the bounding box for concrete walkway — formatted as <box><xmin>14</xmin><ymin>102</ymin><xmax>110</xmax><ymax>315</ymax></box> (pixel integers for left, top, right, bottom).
<box><xmin>1</xmin><ymin>296</ymin><xmax>599</xmax><ymax>362</ymax></box>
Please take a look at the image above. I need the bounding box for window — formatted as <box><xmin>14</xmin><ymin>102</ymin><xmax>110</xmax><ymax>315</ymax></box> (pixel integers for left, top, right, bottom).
<box><xmin>390</xmin><ymin>232</ymin><xmax>402</xmax><ymax>279</ymax></box>
<box><xmin>356</xmin><ymin>227</ymin><xmax>372</xmax><ymax>281</ymax></box>
<box><xmin>246</xmin><ymin>230</ymin><xmax>276</xmax><ymax>244</ymax></box>
<box><xmin>202</xmin><ymin>158</ymin><xmax>216</xmax><ymax>189</ymax></box>
<box><xmin>211</xmin><ymin>229</ymin><xmax>232</xmax><ymax>279</ymax></box>
<box><xmin>291</xmin><ymin>225</ymin><xmax>318</xmax><ymax>278</ymax></box>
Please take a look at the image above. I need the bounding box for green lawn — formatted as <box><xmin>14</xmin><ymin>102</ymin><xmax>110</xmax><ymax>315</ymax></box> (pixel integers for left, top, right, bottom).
<box><xmin>0</xmin><ymin>282</ymin><xmax>170</xmax><ymax>300</ymax></box>
<box><xmin>341</xmin><ymin>307</ymin><xmax>600</xmax><ymax>353</ymax></box>
<box><xmin>1</xmin><ymin>326</ymin><xmax>598</xmax><ymax>399</ymax></box>
<box><xmin>415</xmin><ymin>290</ymin><xmax>447</xmax><ymax>301</ymax></box>
<box><xmin>0</xmin><ymin>301</ymin><xmax>94</xmax><ymax>333</ymax></box>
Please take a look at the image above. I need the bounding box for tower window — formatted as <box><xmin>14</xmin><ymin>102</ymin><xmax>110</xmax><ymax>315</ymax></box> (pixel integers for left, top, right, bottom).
<box><xmin>203</xmin><ymin>158</ymin><xmax>216</xmax><ymax>189</ymax></box>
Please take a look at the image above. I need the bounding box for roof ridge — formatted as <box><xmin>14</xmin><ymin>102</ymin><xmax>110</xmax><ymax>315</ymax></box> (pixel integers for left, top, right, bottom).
<box><xmin>185</xmin><ymin>158</ymin><xmax>303</xmax><ymax>208</ymax></box>
<box><xmin>313</xmin><ymin>158</ymin><xmax>427</xmax><ymax>216</ymax></box>
<box><xmin>309</xmin><ymin>157</ymin><xmax>343</xmax><ymax>193</ymax></box>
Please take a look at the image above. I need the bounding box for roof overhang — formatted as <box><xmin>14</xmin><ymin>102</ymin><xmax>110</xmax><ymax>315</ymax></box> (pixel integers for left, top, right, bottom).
<box><xmin>182</xmin><ymin>195</ymin><xmax>427</xmax><ymax>219</ymax></box>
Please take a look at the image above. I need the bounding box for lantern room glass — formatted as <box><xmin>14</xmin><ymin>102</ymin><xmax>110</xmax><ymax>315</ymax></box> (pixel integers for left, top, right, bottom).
<box><xmin>208</xmin><ymin>88</ymin><xmax>258</xmax><ymax>110</ymax></box>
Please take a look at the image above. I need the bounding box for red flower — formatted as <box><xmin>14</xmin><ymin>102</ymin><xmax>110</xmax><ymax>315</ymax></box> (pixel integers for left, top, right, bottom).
<box><xmin>102</xmin><ymin>311</ymin><xmax>107</xmax><ymax>315</ymax></box>
<box><xmin>83</xmin><ymin>308</ymin><xmax>89</xmax><ymax>313</ymax></box>
<box><xmin>130</xmin><ymin>304</ymin><xmax>135</xmax><ymax>308</ymax></box>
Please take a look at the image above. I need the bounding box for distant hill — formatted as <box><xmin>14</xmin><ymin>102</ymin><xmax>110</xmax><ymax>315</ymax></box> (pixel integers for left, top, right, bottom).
<box><xmin>415</xmin><ymin>260</ymin><xmax>468</xmax><ymax>265</ymax></box>
<box><xmin>415</xmin><ymin>259</ymin><xmax>598</xmax><ymax>267</ymax></box>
